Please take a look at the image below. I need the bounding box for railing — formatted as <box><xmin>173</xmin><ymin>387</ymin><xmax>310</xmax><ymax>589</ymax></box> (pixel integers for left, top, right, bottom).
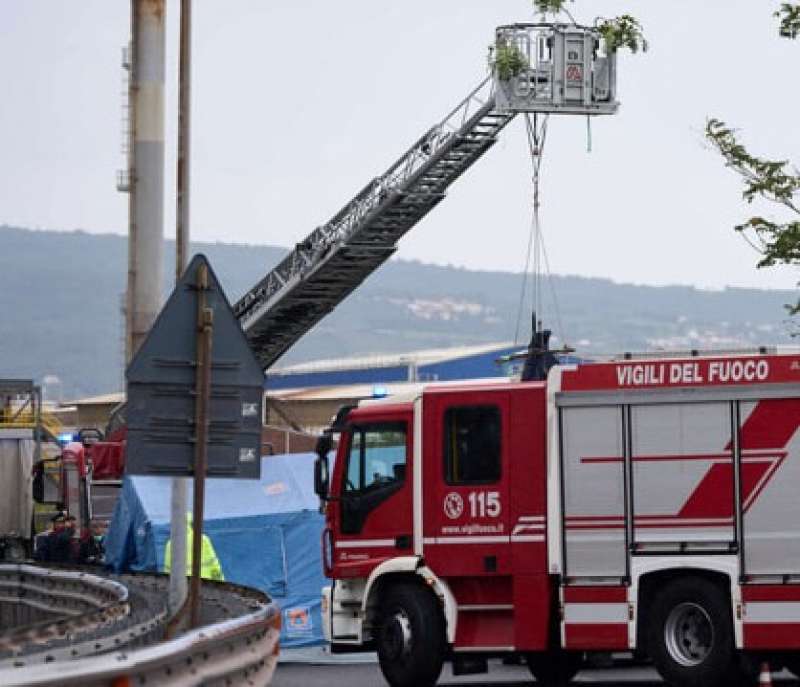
<box><xmin>117</xmin><ymin>43</ymin><xmax>132</xmax><ymax>194</ymax></box>
<box><xmin>0</xmin><ymin>564</ymin><xmax>150</xmax><ymax>667</ymax></box>
<box><xmin>0</xmin><ymin>410</ymin><xmax>61</xmax><ymax>440</ymax></box>
<box><xmin>4</xmin><ymin>600</ymin><xmax>280</xmax><ymax>687</ymax></box>
<box><xmin>492</xmin><ymin>22</ymin><xmax>618</xmax><ymax>116</ymax></box>
<box><xmin>0</xmin><ymin>564</ymin><xmax>279</xmax><ymax>687</ymax></box>
<box><xmin>233</xmin><ymin>77</ymin><xmax>497</xmax><ymax>332</ymax></box>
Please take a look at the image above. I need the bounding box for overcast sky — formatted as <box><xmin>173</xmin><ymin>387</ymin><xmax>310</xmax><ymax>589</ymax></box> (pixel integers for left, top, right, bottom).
<box><xmin>1</xmin><ymin>1</ymin><xmax>798</xmax><ymax>291</ymax></box>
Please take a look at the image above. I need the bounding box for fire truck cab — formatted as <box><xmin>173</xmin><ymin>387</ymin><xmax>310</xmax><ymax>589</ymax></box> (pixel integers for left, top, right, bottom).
<box><xmin>316</xmin><ymin>353</ymin><xmax>800</xmax><ymax>687</ymax></box>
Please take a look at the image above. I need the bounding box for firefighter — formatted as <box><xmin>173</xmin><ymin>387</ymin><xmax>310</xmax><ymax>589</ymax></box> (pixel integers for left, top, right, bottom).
<box><xmin>33</xmin><ymin>516</ymin><xmax>58</xmax><ymax>561</ymax></box>
<box><xmin>64</xmin><ymin>515</ymin><xmax>81</xmax><ymax>562</ymax></box>
<box><xmin>46</xmin><ymin>513</ymin><xmax>73</xmax><ymax>563</ymax></box>
<box><xmin>163</xmin><ymin>513</ymin><xmax>224</xmax><ymax>581</ymax></box>
<box><xmin>79</xmin><ymin>519</ymin><xmax>105</xmax><ymax>565</ymax></box>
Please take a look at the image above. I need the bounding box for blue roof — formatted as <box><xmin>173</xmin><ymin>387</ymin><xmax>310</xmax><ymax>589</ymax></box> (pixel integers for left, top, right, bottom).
<box><xmin>267</xmin><ymin>344</ymin><xmax>521</xmax><ymax>390</ymax></box>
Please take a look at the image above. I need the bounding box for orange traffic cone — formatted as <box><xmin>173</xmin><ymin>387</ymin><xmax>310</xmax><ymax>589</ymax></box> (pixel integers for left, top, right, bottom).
<box><xmin>758</xmin><ymin>661</ymin><xmax>773</xmax><ymax>687</ymax></box>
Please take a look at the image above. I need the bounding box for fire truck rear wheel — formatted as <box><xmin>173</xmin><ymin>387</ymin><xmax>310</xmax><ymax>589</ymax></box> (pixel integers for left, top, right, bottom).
<box><xmin>525</xmin><ymin>651</ymin><xmax>581</xmax><ymax>685</ymax></box>
<box><xmin>647</xmin><ymin>576</ymin><xmax>737</xmax><ymax>687</ymax></box>
<box><xmin>376</xmin><ymin>583</ymin><xmax>446</xmax><ymax>687</ymax></box>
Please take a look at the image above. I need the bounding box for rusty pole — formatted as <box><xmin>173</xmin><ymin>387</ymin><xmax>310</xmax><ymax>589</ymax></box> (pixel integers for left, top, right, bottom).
<box><xmin>189</xmin><ymin>262</ymin><xmax>213</xmax><ymax>628</ymax></box>
<box><xmin>168</xmin><ymin>0</ymin><xmax>192</xmax><ymax>623</ymax></box>
<box><xmin>176</xmin><ymin>0</ymin><xmax>192</xmax><ymax>278</ymax></box>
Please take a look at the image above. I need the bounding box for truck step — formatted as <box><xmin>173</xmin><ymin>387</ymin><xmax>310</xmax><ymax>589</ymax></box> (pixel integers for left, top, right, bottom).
<box><xmin>452</xmin><ymin>655</ymin><xmax>489</xmax><ymax>676</ymax></box>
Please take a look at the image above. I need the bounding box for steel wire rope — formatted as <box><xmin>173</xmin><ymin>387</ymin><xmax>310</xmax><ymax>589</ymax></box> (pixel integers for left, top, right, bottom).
<box><xmin>514</xmin><ymin>114</ymin><xmax>547</xmax><ymax>343</ymax></box>
<box><xmin>513</xmin><ymin>207</ymin><xmax>537</xmax><ymax>344</ymax></box>
<box><xmin>513</xmin><ymin>112</ymin><xmax>569</xmax><ymax>349</ymax></box>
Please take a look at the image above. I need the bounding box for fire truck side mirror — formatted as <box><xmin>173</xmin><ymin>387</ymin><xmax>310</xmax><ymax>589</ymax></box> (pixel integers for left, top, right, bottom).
<box><xmin>314</xmin><ymin>455</ymin><xmax>329</xmax><ymax>500</ymax></box>
<box><xmin>314</xmin><ymin>433</ymin><xmax>332</xmax><ymax>500</ymax></box>
<box><xmin>316</xmin><ymin>433</ymin><xmax>333</xmax><ymax>457</ymax></box>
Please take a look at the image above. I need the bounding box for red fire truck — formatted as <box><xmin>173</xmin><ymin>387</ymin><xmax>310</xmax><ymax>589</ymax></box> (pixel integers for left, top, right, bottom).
<box><xmin>315</xmin><ymin>349</ymin><xmax>800</xmax><ymax>687</ymax></box>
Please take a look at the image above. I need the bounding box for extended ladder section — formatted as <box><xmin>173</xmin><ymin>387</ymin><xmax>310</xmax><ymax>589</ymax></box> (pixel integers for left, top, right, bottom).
<box><xmin>233</xmin><ymin>78</ymin><xmax>514</xmax><ymax>370</ymax></box>
<box><xmin>234</xmin><ymin>22</ymin><xmax>620</xmax><ymax>370</ymax></box>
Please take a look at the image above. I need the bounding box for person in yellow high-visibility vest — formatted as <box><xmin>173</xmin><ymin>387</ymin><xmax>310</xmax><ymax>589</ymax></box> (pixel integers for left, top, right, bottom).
<box><xmin>164</xmin><ymin>513</ymin><xmax>224</xmax><ymax>581</ymax></box>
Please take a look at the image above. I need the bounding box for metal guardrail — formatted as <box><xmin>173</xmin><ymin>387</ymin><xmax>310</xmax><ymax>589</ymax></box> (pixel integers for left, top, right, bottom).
<box><xmin>0</xmin><ymin>564</ymin><xmax>279</xmax><ymax>687</ymax></box>
<box><xmin>4</xmin><ymin>600</ymin><xmax>280</xmax><ymax>687</ymax></box>
<box><xmin>0</xmin><ymin>563</ymin><xmax>129</xmax><ymax>614</ymax></box>
<box><xmin>0</xmin><ymin>564</ymin><xmax>156</xmax><ymax>666</ymax></box>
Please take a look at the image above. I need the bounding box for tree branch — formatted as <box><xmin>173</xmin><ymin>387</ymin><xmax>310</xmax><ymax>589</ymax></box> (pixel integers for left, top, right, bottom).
<box><xmin>777</xmin><ymin>3</ymin><xmax>800</xmax><ymax>38</ymax></box>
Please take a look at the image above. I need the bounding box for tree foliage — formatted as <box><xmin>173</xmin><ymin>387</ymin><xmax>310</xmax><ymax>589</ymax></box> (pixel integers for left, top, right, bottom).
<box><xmin>777</xmin><ymin>2</ymin><xmax>800</xmax><ymax>38</ymax></box>
<box><xmin>493</xmin><ymin>41</ymin><xmax>528</xmax><ymax>81</ymax></box>
<box><xmin>534</xmin><ymin>0</ymin><xmax>572</xmax><ymax>15</ymax></box>
<box><xmin>706</xmin><ymin>4</ymin><xmax>800</xmax><ymax>314</ymax></box>
<box><xmin>532</xmin><ymin>1</ymin><xmax>647</xmax><ymax>53</ymax></box>
<box><xmin>706</xmin><ymin>119</ymin><xmax>800</xmax><ymax>282</ymax></box>
<box><xmin>598</xmin><ymin>15</ymin><xmax>648</xmax><ymax>53</ymax></box>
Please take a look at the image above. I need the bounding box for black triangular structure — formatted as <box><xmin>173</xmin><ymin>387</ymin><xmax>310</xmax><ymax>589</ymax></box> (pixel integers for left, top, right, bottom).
<box><xmin>521</xmin><ymin>312</ymin><xmax>559</xmax><ymax>383</ymax></box>
<box><xmin>126</xmin><ymin>254</ymin><xmax>263</xmax><ymax>479</ymax></box>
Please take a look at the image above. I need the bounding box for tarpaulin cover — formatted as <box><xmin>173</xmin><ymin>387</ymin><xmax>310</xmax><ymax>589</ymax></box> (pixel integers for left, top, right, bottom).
<box><xmin>90</xmin><ymin>441</ymin><xmax>125</xmax><ymax>480</ymax></box>
<box><xmin>104</xmin><ymin>453</ymin><xmax>326</xmax><ymax>648</ymax></box>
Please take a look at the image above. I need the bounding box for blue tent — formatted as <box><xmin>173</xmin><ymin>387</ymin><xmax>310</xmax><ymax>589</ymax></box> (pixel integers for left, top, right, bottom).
<box><xmin>104</xmin><ymin>453</ymin><xmax>326</xmax><ymax>648</ymax></box>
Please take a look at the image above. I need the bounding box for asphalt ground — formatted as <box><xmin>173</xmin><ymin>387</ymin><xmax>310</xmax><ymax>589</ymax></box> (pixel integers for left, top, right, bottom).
<box><xmin>272</xmin><ymin>661</ymin><xmax>800</xmax><ymax>687</ymax></box>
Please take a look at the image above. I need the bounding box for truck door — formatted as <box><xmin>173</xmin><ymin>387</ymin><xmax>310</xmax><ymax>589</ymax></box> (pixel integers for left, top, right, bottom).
<box><xmin>423</xmin><ymin>389</ymin><xmax>511</xmax><ymax>579</ymax></box>
<box><xmin>331</xmin><ymin>409</ymin><xmax>413</xmax><ymax>577</ymax></box>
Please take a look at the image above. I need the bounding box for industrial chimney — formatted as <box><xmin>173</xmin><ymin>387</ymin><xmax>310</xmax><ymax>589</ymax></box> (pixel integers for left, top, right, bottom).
<box><xmin>121</xmin><ymin>0</ymin><xmax>166</xmax><ymax>362</ymax></box>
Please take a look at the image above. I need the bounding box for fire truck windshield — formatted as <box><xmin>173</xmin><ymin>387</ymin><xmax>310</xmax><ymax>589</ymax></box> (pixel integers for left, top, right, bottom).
<box><xmin>343</xmin><ymin>423</ymin><xmax>407</xmax><ymax>494</ymax></box>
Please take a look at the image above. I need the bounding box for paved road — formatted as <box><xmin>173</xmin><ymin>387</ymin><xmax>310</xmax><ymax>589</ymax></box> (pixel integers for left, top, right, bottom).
<box><xmin>272</xmin><ymin>661</ymin><xmax>800</xmax><ymax>687</ymax></box>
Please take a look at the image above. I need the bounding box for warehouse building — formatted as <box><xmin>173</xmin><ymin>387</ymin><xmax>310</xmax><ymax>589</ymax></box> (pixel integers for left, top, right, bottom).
<box><xmin>265</xmin><ymin>342</ymin><xmax>522</xmax><ymax>432</ymax></box>
<box><xmin>266</xmin><ymin>342</ymin><xmax>520</xmax><ymax>391</ymax></box>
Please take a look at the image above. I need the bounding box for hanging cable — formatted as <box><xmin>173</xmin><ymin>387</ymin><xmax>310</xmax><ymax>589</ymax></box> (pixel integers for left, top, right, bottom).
<box><xmin>540</xmin><ymin>226</ymin><xmax>568</xmax><ymax>350</ymax></box>
<box><xmin>513</xmin><ymin>111</ymin><xmax>570</xmax><ymax>350</ymax></box>
<box><xmin>514</xmin><ymin>113</ymin><xmax>547</xmax><ymax>343</ymax></box>
<box><xmin>529</xmin><ymin>113</ymin><xmax>548</xmax><ymax>327</ymax></box>
<box><xmin>513</xmin><ymin>210</ymin><xmax>536</xmax><ymax>345</ymax></box>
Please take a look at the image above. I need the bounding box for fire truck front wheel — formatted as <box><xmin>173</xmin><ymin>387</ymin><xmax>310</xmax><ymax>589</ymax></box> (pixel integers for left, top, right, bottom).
<box><xmin>647</xmin><ymin>576</ymin><xmax>737</xmax><ymax>687</ymax></box>
<box><xmin>376</xmin><ymin>582</ymin><xmax>446</xmax><ymax>687</ymax></box>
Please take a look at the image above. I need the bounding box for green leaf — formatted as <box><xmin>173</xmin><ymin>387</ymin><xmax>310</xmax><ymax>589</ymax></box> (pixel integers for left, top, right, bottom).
<box><xmin>491</xmin><ymin>41</ymin><xmax>529</xmax><ymax>81</ymax></box>
<box><xmin>776</xmin><ymin>2</ymin><xmax>800</xmax><ymax>38</ymax></box>
<box><xmin>706</xmin><ymin>117</ymin><xmax>800</xmax><ymax>314</ymax></box>
<box><xmin>597</xmin><ymin>15</ymin><xmax>648</xmax><ymax>53</ymax></box>
<box><xmin>534</xmin><ymin>0</ymin><xmax>572</xmax><ymax>15</ymax></box>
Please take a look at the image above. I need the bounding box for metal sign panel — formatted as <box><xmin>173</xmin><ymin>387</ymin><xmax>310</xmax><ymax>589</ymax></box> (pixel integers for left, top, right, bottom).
<box><xmin>126</xmin><ymin>254</ymin><xmax>263</xmax><ymax>478</ymax></box>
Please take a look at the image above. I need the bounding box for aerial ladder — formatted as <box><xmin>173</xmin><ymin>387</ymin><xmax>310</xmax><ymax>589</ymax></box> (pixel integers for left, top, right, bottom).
<box><xmin>235</xmin><ymin>22</ymin><xmax>621</xmax><ymax>370</ymax></box>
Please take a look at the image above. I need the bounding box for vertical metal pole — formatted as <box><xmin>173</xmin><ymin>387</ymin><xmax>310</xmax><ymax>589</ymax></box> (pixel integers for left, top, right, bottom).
<box><xmin>34</xmin><ymin>386</ymin><xmax>41</xmax><ymax>465</ymax></box>
<box><xmin>189</xmin><ymin>263</ymin><xmax>213</xmax><ymax>628</ymax></box>
<box><xmin>168</xmin><ymin>487</ymin><xmax>189</xmax><ymax>618</ymax></box>
<box><xmin>168</xmin><ymin>0</ymin><xmax>192</xmax><ymax>622</ymax></box>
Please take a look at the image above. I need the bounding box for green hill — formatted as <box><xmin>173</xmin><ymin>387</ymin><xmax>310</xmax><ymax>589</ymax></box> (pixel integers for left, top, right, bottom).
<box><xmin>0</xmin><ymin>225</ymin><xmax>795</xmax><ymax>398</ymax></box>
